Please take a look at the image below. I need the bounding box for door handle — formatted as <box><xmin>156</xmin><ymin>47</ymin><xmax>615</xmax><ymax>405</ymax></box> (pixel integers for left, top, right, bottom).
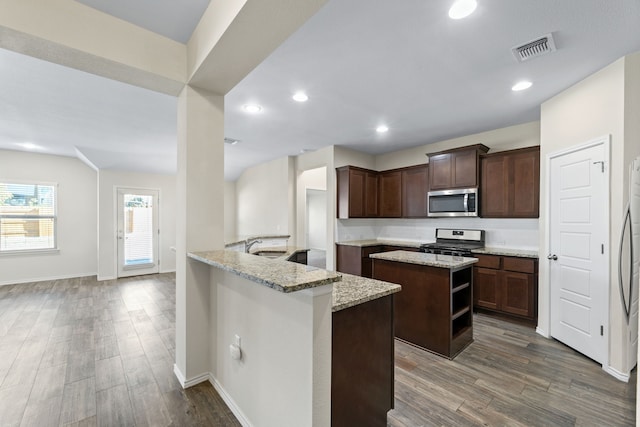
<box><xmin>547</xmin><ymin>254</ymin><xmax>558</xmax><ymax>261</ymax></box>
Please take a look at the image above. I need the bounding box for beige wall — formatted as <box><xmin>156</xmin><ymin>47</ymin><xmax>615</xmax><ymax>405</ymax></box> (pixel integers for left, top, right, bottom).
<box><xmin>375</xmin><ymin>121</ymin><xmax>540</xmax><ymax>171</ymax></box>
<box><xmin>295</xmin><ymin>146</ymin><xmax>335</xmax><ymax>269</ymax></box>
<box><xmin>0</xmin><ymin>150</ymin><xmax>97</xmax><ymax>285</ymax></box>
<box><xmin>236</xmin><ymin>156</ymin><xmax>294</xmax><ymax>239</ymax></box>
<box><xmin>540</xmin><ymin>53</ymin><xmax>640</xmax><ymax>377</ymax></box>
<box><xmin>209</xmin><ymin>269</ymin><xmax>332</xmax><ymax>426</ymax></box>
<box><xmin>224</xmin><ymin>181</ymin><xmax>237</xmax><ymax>242</ymax></box>
<box><xmin>97</xmin><ymin>169</ymin><xmax>177</xmax><ymax>280</ymax></box>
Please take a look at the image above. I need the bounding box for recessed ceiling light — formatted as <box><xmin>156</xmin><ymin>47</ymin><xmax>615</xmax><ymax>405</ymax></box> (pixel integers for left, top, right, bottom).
<box><xmin>376</xmin><ymin>125</ymin><xmax>389</xmax><ymax>133</ymax></box>
<box><xmin>448</xmin><ymin>0</ymin><xmax>477</xmax><ymax>19</ymax></box>
<box><xmin>512</xmin><ymin>81</ymin><xmax>533</xmax><ymax>91</ymax></box>
<box><xmin>292</xmin><ymin>92</ymin><xmax>309</xmax><ymax>102</ymax></box>
<box><xmin>242</xmin><ymin>104</ymin><xmax>262</xmax><ymax>113</ymax></box>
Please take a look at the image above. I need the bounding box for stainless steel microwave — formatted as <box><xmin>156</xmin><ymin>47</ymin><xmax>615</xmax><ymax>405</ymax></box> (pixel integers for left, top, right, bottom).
<box><xmin>427</xmin><ymin>188</ymin><xmax>478</xmax><ymax>217</ymax></box>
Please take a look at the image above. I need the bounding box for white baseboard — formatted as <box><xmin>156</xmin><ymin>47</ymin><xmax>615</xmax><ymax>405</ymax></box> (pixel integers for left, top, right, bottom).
<box><xmin>535</xmin><ymin>326</ymin><xmax>550</xmax><ymax>338</ymax></box>
<box><xmin>172</xmin><ymin>364</ymin><xmax>210</xmax><ymax>388</ymax></box>
<box><xmin>97</xmin><ymin>275</ymin><xmax>116</xmax><ymax>281</ymax></box>
<box><xmin>173</xmin><ymin>364</ymin><xmax>186</xmax><ymax>387</ymax></box>
<box><xmin>160</xmin><ymin>268</ymin><xmax>176</xmax><ymax>274</ymax></box>
<box><xmin>602</xmin><ymin>364</ymin><xmax>630</xmax><ymax>382</ymax></box>
<box><xmin>209</xmin><ymin>375</ymin><xmax>253</xmax><ymax>427</ymax></box>
<box><xmin>0</xmin><ymin>272</ymin><xmax>97</xmax><ymax>287</ymax></box>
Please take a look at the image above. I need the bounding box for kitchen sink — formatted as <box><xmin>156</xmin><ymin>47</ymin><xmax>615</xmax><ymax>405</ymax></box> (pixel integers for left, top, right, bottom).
<box><xmin>252</xmin><ymin>250</ymin><xmax>287</xmax><ymax>259</ymax></box>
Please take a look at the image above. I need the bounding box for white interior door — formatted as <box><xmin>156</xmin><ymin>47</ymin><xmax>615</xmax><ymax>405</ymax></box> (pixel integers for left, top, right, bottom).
<box><xmin>117</xmin><ymin>188</ymin><xmax>159</xmax><ymax>278</ymax></box>
<box><xmin>549</xmin><ymin>140</ymin><xmax>608</xmax><ymax>364</ymax></box>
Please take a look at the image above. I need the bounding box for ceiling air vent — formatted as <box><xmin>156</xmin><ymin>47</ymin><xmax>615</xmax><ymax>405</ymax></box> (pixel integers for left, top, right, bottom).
<box><xmin>512</xmin><ymin>33</ymin><xmax>556</xmax><ymax>62</ymax></box>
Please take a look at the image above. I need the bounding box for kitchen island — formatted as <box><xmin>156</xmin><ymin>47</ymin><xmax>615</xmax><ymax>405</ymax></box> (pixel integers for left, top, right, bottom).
<box><xmin>187</xmin><ymin>250</ymin><xmax>400</xmax><ymax>426</ymax></box>
<box><xmin>371</xmin><ymin>250</ymin><xmax>478</xmax><ymax>359</ymax></box>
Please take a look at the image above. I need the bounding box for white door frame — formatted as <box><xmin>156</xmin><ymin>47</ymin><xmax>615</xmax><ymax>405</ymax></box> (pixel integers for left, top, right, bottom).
<box><xmin>115</xmin><ymin>186</ymin><xmax>161</xmax><ymax>278</ymax></box>
<box><xmin>544</xmin><ymin>135</ymin><xmax>610</xmax><ymax>370</ymax></box>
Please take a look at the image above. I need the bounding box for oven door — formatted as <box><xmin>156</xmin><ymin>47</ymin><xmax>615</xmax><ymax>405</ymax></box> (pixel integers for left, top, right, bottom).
<box><xmin>427</xmin><ymin>188</ymin><xmax>478</xmax><ymax>217</ymax></box>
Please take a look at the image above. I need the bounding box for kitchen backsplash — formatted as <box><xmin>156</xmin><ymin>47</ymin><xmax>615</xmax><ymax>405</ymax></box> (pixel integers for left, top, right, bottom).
<box><xmin>336</xmin><ymin>218</ymin><xmax>539</xmax><ymax>250</ymax></box>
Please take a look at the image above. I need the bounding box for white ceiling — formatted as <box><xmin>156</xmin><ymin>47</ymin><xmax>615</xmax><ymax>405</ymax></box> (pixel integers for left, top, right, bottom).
<box><xmin>1</xmin><ymin>1</ymin><xmax>639</xmax><ymax>180</ymax></box>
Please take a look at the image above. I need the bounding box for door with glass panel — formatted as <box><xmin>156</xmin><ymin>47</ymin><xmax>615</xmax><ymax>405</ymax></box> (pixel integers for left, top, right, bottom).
<box><xmin>117</xmin><ymin>188</ymin><xmax>159</xmax><ymax>277</ymax></box>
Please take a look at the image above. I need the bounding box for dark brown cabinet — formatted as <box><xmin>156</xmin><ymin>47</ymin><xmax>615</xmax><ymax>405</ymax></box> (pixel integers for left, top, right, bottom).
<box><xmin>372</xmin><ymin>259</ymin><xmax>473</xmax><ymax>359</ymax></box>
<box><xmin>336</xmin><ymin>164</ymin><xmax>429</xmax><ymax>219</ymax></box>
<box><xmin>480</xmin><ymin>146</ymin><xmax>540</xmax><ymax>218</ymax></box>
<box><xmin>336</xmin><ymin>166</ymin><xmax>378</xmax><ymax>218</ymax></box>
<box><xmin>287</xmin><ymin>250</ymin><xmax>308</xmax><ymax>265</ymax></box>
<box><xmin>336</xmin><ymin>244</ymin><xmax>385</xmax><ymax>278</ymax></box>
<box><xmin>378</xmin><ymin>170</ymin><xmax>402</xmax><ymax>218</ymax></box>
<box><xmin>402</xmin><ymin>165</ymin><xmax>429</xmax><ymax>217</ymax></box>
<box><xmin>364</xmin><ymin>170</ymin><xmax>379</xmax><ymax>217</ymax></box>
<box><xmin>336</xmin><ymin>244</ymin><xmax>419</xmax><ymax>278</ymax></box>
<box><xmin>428</xmin><ymin>144</ymin><xmax>489</xmax><ymax>190</ymax></box>
<box><xmin>332</xmin><ymin>295</ymin><xmax>394</xmax><ymax>427</ymax></box>
<box><xmin>473</xmin><ymin>254</ymin><xmax>538</xmax><ymax>322</ymax></box>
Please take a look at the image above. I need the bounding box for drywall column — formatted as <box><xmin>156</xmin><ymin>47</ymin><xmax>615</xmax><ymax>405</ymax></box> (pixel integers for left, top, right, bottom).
<box><xmin>175</xmin><ymin>85</ymin><xmax>225</xmax><ymax>384</ymax></box>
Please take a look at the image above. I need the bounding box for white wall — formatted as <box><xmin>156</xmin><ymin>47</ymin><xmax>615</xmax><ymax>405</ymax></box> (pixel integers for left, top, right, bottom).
<box><xmin>209</xmin><ymin>268</ymin><xmax>332</xmax><ymax>426</ymax></box>
<box><xmin>97</xmin><ymin>169</ymin><xmax>176</xmax><ymax>280</ymax></box>
<box><xmin>224</xmin><ymin>181</ymin><xmax>237</xmax><ymax>242</ymax></box>
<box><xmin>0</xmin><ymin>150</ymin><xmax>97</xmax><ymax>285</ymax></box>
<box><xmin>236</xmin><ymin>156</ymin><xmax>293</xmax><ymax>239</ymax></box>
<box><xmin>540</xmin><ymin>53</ymin><xmax>640</xmax><ymax>376</ymax></box>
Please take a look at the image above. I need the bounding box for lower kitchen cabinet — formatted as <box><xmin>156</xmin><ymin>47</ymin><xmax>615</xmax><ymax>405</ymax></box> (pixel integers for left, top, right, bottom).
<box><xmin>332</xmin><ymin>295</ymin><xmax>394</xmax><ymax>427</ymax></box>
<box><xmin>372</xmin><ymin>258</ymin><xmax>473</xmax><ymax>359</ymax></box>
<box><xmin>288</xmin><ymin>250</ymin><xmax>308</xmax><ymax>265</ymax></box>
<box><xmin>473</xmin><ymin>254</ymin><xmax>538</xmax><ymax>323</ymax></box>
<box><xmin>336</xmin><ymin>244</ymin><xmax>420</xmax><ymax>278</ymax></box>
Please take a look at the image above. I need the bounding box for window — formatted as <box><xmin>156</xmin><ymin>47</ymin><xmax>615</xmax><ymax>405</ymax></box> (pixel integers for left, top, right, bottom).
<box><xmin>0</xmin><ymin>182</ymin><xmax>57</xmax><ymax>252</ymax></box>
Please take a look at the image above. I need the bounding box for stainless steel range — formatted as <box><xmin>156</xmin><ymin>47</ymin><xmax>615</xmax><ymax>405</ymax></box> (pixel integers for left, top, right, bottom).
<box><xmin>420</xmin><ymin>228</ymin><xmax>485</xmax><ymax>257</ymax></box>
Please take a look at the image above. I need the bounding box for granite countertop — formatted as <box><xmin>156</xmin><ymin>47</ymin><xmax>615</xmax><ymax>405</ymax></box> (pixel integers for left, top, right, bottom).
<box><xmin>188</xmin><ymin>250</ymin><xmax>340</xmax><ymax>293</ymax></box>
<box><xmin>370</xmin><ymin>250</ymin><xmax>478</xmax><ymax>269</ymax></box>
<box><xmin>471</xmin><ymin>247</ymin><xmax>539</xmax><ymax>259</ymax></box>
<box><xmin>225</xmin><ymin>234</ymin><xmax>291</xmax><ymax>247</ymax></box>
<box><xmin>332</xmin><ymin>273</ymin><xmax>401</xmax><ymax>313</ymax></box>
<box><xmin>336</xmin><ymin>239</ymin><xmax>427</xmax><ymax>248</ymax></box>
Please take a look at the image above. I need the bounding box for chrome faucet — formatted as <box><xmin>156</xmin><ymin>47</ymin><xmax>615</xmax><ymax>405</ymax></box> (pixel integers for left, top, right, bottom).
<box><xmin>245</xmin><ymin>239</ymin><xmax>262</xmax><ymax>253</ymax></box>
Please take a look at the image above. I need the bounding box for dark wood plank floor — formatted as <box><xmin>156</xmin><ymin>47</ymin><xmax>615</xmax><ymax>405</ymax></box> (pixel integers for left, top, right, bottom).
<box><xmin>1</xmin><ymin>274</ymin><xmax>636</xmax><ymax>426</ymax></box>
<box><xmin>0</xmin><ymin>274</ymin><xmax>239</xmax><ymax>427</ymax></box>
<box><xmin>389</xmin><ymin>314</ymin><xmax>637</xmax><ymax>426</ymax></box>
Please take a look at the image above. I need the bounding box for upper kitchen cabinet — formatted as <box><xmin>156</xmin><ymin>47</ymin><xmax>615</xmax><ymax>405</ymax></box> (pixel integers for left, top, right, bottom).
<box><xmin>379</xmin><ymin>170</ymin><xmax>403</xmax><ymax>218</ymax></box>
<box><xmin>337</xmin><ymin>166</ymin><xmax>379</xmax><ymax>218</ymax></box>
<box><xmin>481</xmin><ymin>146</ymin><xmax>540</xmax><ymax>218</ymax></box>
<box><xmin>402</xmin><ymin>164</ymin><xmax>429</xmax><ymax>217</ymax></box>
<box><xmin>427</xmin><ymin>144</ymin><xmax>489</xmax><ymax>190</ymax></box>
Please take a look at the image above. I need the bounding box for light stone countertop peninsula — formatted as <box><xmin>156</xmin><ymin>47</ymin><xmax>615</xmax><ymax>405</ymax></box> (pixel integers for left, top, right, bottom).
<box><xmin>188</xmin><ymin>250</ymin><xmax>340</xmax><ymax>293</ymax></box>
<box><xmin>370</xmin><ymin>250</ymin><xmax>478</xmax><ymax>269</ymax></box>
<box><xmin>471</xmin><ymin>247</ymin><xmax>539</xmax><ymax>259</ymax></box>
<box><xmin>332</xmin><ymin>273</ymin><xmax>401</xmax><ymax>312</ymax></box>
<box><xmin>336</xmin><ymin>239</ymin><xmax>428</xmax><ymax>248</ymax></box>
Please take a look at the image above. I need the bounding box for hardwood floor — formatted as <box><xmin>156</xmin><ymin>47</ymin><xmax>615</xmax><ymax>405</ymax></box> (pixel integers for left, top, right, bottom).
<box><xmin>0</xmin><ymin>274</ymin><xmax>239</xmax><ymax>427</ymax></box>
<box><xmin>388</xmin><ymin>314</ymin><xmax>637</xmax><ymax>426</ymax></box>
<box><xmin>0</xmin><ymin>274</ymin><xmax>636</xmax><ymax>426</ymax></box>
